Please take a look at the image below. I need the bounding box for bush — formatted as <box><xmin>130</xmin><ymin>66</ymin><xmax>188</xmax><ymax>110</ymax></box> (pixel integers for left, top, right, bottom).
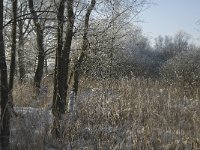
<box><xmin>161</xmin><ymin>49</ymin><xmax>200</xmax><ymax>87</ymax></box>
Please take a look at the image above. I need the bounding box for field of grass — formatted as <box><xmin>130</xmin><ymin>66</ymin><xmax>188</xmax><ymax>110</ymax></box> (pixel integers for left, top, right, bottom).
<box><xmin>10</xmin><ymin>77</ymin><xmax>200</xmax><ymax>149</ymax></box>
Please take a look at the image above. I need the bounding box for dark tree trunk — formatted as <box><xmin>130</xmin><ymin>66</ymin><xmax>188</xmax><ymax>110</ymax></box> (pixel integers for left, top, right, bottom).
<box><xmin>9</xmin><ymin>0</ymin><xmax>17</xmax><ymax>90</ymax></box>
<box><xmin>52</xmin><ymin>0</ymin><xmax>65</xmax><ymax>138</ymax></box>
<box><xmin>57</xmin><ymin>0</ymin><xmax>74</xmax><ymax>113</ymax></box>
<box><xmin>52</xmin><ymin>0</ymin><xmax>74</xmax><ymax>138</ymax></box>
<box><xmin>28</xmin><ymin>0</ymin><xmax>45</xmax><ymax>97</ymax></box>
<box><xmin>69</xmin><ymin>0</ymin><xmax>96</xmax><ymax>113</ymax></box>
<box><xmin>0</xmin><ymin>0</ymin><xmax>10</xmax><ymax>149</ymax></box>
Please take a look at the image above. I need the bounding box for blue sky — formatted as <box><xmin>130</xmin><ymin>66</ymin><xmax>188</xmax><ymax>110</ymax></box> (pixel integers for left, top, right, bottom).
<box><xmin>139</xmin><ymin>0</ymin><xmax>200</xmax><ymax>45</ymax></box>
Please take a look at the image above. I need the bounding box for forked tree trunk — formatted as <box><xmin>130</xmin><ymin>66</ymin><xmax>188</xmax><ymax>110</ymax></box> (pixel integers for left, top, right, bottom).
<box><xmin>0</xmin><ymin>0</ymin><xmax>10</xmax><ymax>149</ymax></box>
<box><xmin>28</xmin><ymin>0</ymin><xmax>45</xmax><ymax>97</ymax></box>
<box><xmin>52</xmin><ymin>0</ymin><xmax>74</xmax><ymax>138</ymax></box>
<box><xmin>69</xmin><ymin>0</ymin><xmax>96</xmax><ymax>114</ymax></box>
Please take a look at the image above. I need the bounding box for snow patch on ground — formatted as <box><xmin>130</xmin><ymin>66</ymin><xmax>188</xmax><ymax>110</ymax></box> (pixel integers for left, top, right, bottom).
<box><xmin>10</xmin><ymin>107</ymin><xmax>53</xmax><ymax>148</ymax></box>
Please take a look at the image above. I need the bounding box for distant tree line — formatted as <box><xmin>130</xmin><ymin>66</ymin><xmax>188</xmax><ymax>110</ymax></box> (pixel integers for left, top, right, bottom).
<box><xmin>83</xmin><ymin>29</ymin><xmax>200</xmax><ymax>86</ymax></box>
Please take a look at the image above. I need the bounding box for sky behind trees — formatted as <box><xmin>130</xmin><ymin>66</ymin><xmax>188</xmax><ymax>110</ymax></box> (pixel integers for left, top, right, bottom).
<box><xmin>140</xmin><ymin>0</ymin><xmax>200</xmax><ymax>45</ymax></box>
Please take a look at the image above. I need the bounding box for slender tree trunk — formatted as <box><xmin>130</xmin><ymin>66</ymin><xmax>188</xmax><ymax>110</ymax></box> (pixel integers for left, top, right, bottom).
<box><xmin>52</xmin><ymin>0</ymin><xmax>74</xmax><ymax>138</ymax></box>
<box><xmin>52</xmin><ymin>0</ymin><xmax>65</xmax><ymax>138</ymax></box>
<box><xmin>18</xmin><ymin>19</ymin><xmax>26</xmax><ymax>83</ymax></box>
<box><xmin>9</xmin><ymin>0</ymin><xmax>17</xmax><ymax>91</ymax></box>
<box><xmin>28</xmin><ymin>0</ymin><xmax>45</xmax><ymax>97</ymax></box>
<box><xmin>44</xmin><ymin>57</ymin><xmax>48</xmax><ymax>74</ymax></box>
<box><xmin>69</xmin><ymin>0</ymin><xmax>96</xmax><ymax>113</ymax></box>
<box><xmin>0</xmin><ymin>0</ymin><xmax>10</xmax><ymax>149</ymax></box>
<box><xmin>18</xmin><ymin>2</ymin><xmax>29</xmax><ymax>83</ymax></box>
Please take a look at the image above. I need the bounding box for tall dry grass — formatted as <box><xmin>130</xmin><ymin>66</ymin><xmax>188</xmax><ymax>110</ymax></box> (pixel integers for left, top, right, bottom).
<box><xmin>10</xmin><ymin>77</ymin><xmax>200</xmax><ymax>149</ymax></box>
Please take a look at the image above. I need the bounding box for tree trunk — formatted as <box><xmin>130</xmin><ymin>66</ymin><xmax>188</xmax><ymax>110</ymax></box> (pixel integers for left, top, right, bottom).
<box><xmin>52</xmin><ymin>0</ymin><xmax>65</xmax><ymax>138</ymax></box>
<box><xmin>0</xmin><ymin>0</ymin><xmax>10</xmax><ymax>149</ymax></box>
<box><xmin>69</xmin><ymin>0</ymin><xmax>96</xmax><ymax>114</ymax></box>
<box><xmin>44</xmin><ymin>57</ymin><xmax>48</xmax><ymax>75</ymax></box>
<box><xmin>9</xmin><ymin>0</ymin><xmax>17</xmax><ymax>90</ymax></box>
<box><xmin>52</xmin><ymin>0</ymin><xmax>74</xmax><ymax>138</ymax></box>
<box><xmin>57</xmin><ymin>0</ymin><xmax>74</xmax><ymax>113</ymax></box>
<box><xmin>18</xmin><ymin>17</ymin><xmax>26</xmax><ymax>83</ymax></box>
<box><xmin>28</xmin><ymin>0</ymin><xmax>45</xmax><ymax>97</ymax></box>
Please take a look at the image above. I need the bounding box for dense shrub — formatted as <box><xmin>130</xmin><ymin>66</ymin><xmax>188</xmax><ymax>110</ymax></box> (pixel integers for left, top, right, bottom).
<box><xmin>161</xmin><ymin>49</ymin><xmax>200</xmax><ymax>87</ymax></box>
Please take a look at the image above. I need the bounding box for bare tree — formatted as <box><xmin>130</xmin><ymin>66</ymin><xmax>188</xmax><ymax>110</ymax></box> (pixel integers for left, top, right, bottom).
<box><xmin>28</xmin><ymin>0</ymin><xmax>45</xmax><ymax>97</ymax></box>
<box><xmin>0</xmin><ymin>0</ymin><xmax>10</xmax><ymax>149</ymax></box>
<box><xmin>18</xmin><ymin>0</ymin><xmax>29</xmax><ymax>83</ymax></box>
<box><xmin>9</xmin><ymin>0</ymin><xmax>17</xmax><ymax>92</ymax></box>
<box><xmin>68</xmin><ymin>0</ymin><xmax>96</xmax><ymax>114</ymax></box>
<box><xmin>174</xmin><ymin>31</ymin><xmax>190</xmax><ymax>53</ymax></box>
<box><xmin>52</xmin><ymin>0</ymin><xmax>75</xmax><ymax>138</ymax></box>
<box><xmin>52</xmin><ymin>0</ymin><xmax>65</xmax><ymax>138</ymax></box>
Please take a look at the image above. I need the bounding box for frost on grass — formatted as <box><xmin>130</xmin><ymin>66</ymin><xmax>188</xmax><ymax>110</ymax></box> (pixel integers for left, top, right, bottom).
<box><xmin>10</xmin><ymin>107</ymin><xmax>53</xmax><ymax>149</ymax></box>
<box><xmin>9</xmin><ymin>78</ymin><xmax>200</xmax><ymax>149</ymax></box>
